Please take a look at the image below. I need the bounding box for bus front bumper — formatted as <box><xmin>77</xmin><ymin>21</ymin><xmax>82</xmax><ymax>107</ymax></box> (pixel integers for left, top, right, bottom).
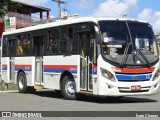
<box><xmin>98</xmin><ymin>77</ymin><xmax>160</xmax><ymax>96</ymax></box>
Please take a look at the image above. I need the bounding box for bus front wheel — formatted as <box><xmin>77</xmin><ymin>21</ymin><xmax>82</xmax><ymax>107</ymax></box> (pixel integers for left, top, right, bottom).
<box><xmin>61</xmin><ymin>76</ymin><xmax>76</xmax><ymax>100</ymax></box>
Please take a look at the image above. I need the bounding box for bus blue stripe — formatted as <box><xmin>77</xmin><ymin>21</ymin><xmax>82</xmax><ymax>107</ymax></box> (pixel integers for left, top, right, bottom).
<box><xmin>116</xmin><ymin>74</ymin><xmax>152</xmax><ymax>81</ymax></box>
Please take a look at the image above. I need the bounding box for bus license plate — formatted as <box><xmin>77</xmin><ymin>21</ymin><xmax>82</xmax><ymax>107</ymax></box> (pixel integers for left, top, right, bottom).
<box><xmin>131</xmin><ymin>85</ymin><xmax>141</xmax><ymax>91</ymax></box>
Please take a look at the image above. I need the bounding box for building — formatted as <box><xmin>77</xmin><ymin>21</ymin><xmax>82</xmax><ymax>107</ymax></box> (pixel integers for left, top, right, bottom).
<box><xmin>0</xmin><ymin>0</ymin><xmax>51</xmax><ymax>37</ymax></box>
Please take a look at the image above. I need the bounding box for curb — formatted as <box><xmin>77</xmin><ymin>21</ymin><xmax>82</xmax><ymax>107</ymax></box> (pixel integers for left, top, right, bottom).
<box><xmin>0</xmin><ymin>90</ymin><xmax>19</xmax><ymax>93</ymax></box>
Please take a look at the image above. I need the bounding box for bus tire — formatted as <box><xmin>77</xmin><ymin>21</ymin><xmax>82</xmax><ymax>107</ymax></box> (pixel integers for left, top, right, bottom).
<box><xmin>17</xmin><ymin>72</ymin><xmax>29</xmax><ymax>93</ymax></box>
<box><xmin>61</xmin><ymin>76</ymin><xmax>76</xmax><ymax>100</ymax></box>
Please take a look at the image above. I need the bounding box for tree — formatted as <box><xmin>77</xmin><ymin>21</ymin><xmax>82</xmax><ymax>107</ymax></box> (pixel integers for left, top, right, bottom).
<box><xmin>0</xmin><ymin>0</ymin><xmax>22</xmax><ymax>17</ymax></box>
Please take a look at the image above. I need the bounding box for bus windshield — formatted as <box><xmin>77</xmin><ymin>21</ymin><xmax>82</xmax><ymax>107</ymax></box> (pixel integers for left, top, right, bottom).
<box><xmin>98</xmin><ymin>20</ymin><xmax>159</xmax><ymax>67</ymax></box>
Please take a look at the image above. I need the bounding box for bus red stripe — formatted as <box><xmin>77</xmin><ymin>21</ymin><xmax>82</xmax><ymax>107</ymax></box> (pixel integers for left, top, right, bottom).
<box><xmin>2</xmin><ymin>64</ymin><xmax>77</xmax><ymax>70</ymax></box>
<box><xmin>43</xmin><ymin>65</ymin><xmax>77</xmax><ymax>70</ymax></box>
<box><xmin>15</xmin><ymin>65</ymin><xmax>32</xmax><ymax>68</ymax></box>
<box><xmin>113</xmin><ymin>67</ymin><xmax>155</xmax><ymax>73</ymax></box>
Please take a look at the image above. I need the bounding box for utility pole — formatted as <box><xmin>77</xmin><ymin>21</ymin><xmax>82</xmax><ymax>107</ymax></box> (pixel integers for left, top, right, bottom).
<box><xmin>52</xmin><ymin>0</ymin><xmax>68</xmax><ymax>19</ymax></box>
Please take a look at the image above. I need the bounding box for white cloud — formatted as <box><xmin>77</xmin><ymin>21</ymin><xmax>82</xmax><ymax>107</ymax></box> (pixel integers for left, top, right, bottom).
<box><xmin>138</xmin><ymin>9</ymin><xmax>160</xmax><ymax>34</ymax></box>
<box><xmin>93</xmin><ymin>0</ymin><xmax>138</xmax><ymax>17</ymax></box>
<box><xmin>78</xmin><ymin>0</ymin><xmax>100</xmax><ymax>9</ymax></box>
<box><xmin>78</xmin><ymin>0</ymin><xmax>90</xmax><ymax>9</ymax></box>
<box><xmin>13</xmin><ymin>0</ymin><xmax>49</xmax><ymax>5</ymax></box>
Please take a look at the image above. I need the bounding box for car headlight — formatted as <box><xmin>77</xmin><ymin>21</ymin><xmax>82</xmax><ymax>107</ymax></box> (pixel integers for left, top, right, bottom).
<box><xmin>100</xmin><ymin>67</ymin><xmax>116</xmax><ymax>82</ymax></box>
<box><xmin>152</xmin><ymin>70</ymin><xmax>160</xmax><ymax>81</ymax></box>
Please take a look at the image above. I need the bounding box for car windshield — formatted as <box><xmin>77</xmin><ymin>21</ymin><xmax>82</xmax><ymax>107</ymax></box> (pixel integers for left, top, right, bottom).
<box><xmin>98</xmin><ymin>20</ymin><xmax>159</xmax><ymax>67</ymax></box>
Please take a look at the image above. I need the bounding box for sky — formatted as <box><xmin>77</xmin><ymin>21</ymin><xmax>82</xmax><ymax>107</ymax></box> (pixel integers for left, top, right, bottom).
<box><xmin>15</xmin><ymin>0</ymin><xmax>160</xmax><ymax>34</ymax></box>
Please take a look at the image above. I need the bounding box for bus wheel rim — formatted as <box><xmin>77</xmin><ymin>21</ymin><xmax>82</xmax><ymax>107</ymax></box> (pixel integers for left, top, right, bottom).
<box><xmin>19</xmin><ymin>76</ymin><xmax>24</xmax><ymax>89</ymax></box>
<box><xmin>65</xmin><ymin>80</ymin><xmax>75</xmax><ymax>96</ymax></box>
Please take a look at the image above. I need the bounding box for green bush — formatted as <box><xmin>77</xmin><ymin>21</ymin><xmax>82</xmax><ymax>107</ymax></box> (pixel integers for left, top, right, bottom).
<box><xmin>0</xmin><ymin>9</ymin><xmax>6</xmax><ymax>16</ymax></box>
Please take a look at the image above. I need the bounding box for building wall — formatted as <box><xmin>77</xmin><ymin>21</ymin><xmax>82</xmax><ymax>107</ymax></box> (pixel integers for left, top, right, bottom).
<box><xmin>0</xmin><ymin>22</ymin><xmax>4</xmax><ymax>38</ymax></box>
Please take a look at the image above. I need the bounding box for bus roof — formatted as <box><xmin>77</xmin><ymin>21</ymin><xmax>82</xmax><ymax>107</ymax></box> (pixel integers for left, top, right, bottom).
<box><xmin>3</xmin><ymin>17</ymin><xmax>148</xmax><ymax>36</ymax></box>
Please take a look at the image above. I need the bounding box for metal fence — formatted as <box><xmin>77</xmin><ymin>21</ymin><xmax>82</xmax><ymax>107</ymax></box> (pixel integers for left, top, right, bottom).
<box><xmin>8</xmin><ymin>12</ymin><xmax>49</xmax><ymax>26</ymax></box>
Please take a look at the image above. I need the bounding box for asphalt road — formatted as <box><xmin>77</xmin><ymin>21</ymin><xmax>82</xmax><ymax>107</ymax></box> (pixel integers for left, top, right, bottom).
<box><xmin>0</xmin><ymin>90</ymin><xmax>160</xmax><ymax>120</ymax></box>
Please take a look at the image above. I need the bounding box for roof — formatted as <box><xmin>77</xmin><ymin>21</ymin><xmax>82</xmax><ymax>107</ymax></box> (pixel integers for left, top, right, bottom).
<box><xmin>11</xmin><ymin>0</ymin><xmax>51</xmax><ymax>13</ymax></box>
<box><xmin>3</xmin><ymin>17</ymin><xmax>149</xmax><ymax>35</ymax></box>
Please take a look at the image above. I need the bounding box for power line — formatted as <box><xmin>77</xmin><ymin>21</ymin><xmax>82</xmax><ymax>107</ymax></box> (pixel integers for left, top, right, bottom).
<box><xmin>79</xmin><ymin>0</ymin><xmax>116</xmax><ymax>17</ymax></box>
<box><xmin>78</xmin><ymin>0</ymin><xmax>113</xmax><ymax>17</ymax></box>
<box><xmin>90</xmin><ymin>0</ymin><xmax>120</xmax><ymax>17</ymax></box>
<box><xmin>79</xmin><ymin>0</ymin><xmax>121</xmax><ymax>17</ymax></box>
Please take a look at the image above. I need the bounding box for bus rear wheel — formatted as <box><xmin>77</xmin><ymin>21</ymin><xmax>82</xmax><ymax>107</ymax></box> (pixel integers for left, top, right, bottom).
<box><xmin>61</xmin><ymin>76</ymin><xmax>76</xmax><ymax>100</ymax></box>
<box><xmin>17</xmin><ymin>72</ymin><xmax>36</xmax><ymax>93</ymax></box>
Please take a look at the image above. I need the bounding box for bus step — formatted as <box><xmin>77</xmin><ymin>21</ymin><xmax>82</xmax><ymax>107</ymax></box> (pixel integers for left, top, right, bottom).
<box><xmin>34</xmin><ymin>85</ymin><xmax>43</xmax><ymax>90</ymax></box>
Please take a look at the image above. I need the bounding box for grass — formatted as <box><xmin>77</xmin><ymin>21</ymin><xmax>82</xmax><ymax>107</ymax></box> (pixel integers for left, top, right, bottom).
<box><xmin>0</xmin><ymin>83</ymin><xmax>18</xmax><ymax>91</ymax></box>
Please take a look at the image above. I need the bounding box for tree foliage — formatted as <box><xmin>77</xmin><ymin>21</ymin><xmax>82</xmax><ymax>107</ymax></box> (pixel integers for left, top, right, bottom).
<box><xmin>0</xmin><ymin>0</ymin><xmax>22</xmax><ymax>16</ymax></box>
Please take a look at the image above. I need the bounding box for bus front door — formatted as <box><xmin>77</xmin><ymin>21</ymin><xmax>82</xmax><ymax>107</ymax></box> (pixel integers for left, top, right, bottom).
<box><xmin>33</xmin><ymin>36</ymin><xmax>45</xmax><ymax>85</ymax></box>
<box><xmin>9</xmin><ymin>40</ymin><xmax>16</xmax><ymax>83</ymax></box>
<box><xmin>80</xmin><ymin>32</ymin><xmax>95</xmax><ymax>91</ymax></box>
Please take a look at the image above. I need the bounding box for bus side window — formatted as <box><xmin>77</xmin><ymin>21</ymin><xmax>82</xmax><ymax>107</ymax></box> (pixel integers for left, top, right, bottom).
<box><xmin>89</xmin><ymin>32</ymin><xmax>95</xmax><ymax>61</ymax></box>
<box><xmin>47</xmin><ymin>28</ymin><xmax>59</xmax><ymax>54</ymax></box>
<box><xmin>60</xmin><ymin>26</ymin><xmax>73</xmax><ymax>54</ymax></box>
<box><xmin>2</xmin><ymin>36</ymin><xmax>8</xmax><ymax>57</ymax></box>
<box><xmin>22</xmin><ymin>34</ymin><xmax>30</xmax><ymax>55</ymax></box>
<box><xmin>16</xmin><ymin>34</ymin><xmax>30</xmax><ymax>56</ymax></box>
<box><xmin>79</xmin><ymin>33</ymin><xmax>88</xmax><ymax>57</ymax></box>
<box><xmin>68</xmin><ymin>27</ymin><xmax>73</xmax><ymax>53</ymax></box>
<box><xmin>16</xmin><ymin>36</ymin><xmax>23</xmax><ymax>56</ymax></box>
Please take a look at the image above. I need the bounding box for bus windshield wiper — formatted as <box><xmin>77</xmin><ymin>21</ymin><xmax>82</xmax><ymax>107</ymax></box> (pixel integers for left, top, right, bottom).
<box><xmin>125</xmin><ymin>21</ymin><xmax>151</xmax><ymax>68</ymax></box>
<box><xmin>120</xmin><ymin>21</ymin><xmax>151</xmax><ymax>68</ymax></box>
<box><xmin>126</xmin><ymin>21</ymin><xmax>151</xmax><ymax>67</ymax></box>
<box><xmin>134</xmin><ymin>46</ymin><xmax>151</xmax><ymax>67</ymax></box>
<box><xmin>120</xmin><ymin>41</ymin><xmax>131</xmax><ymax>68</ymax></box>
<box><xmin>120</xmin><ymin>21</ymin><xmax>135</xmax><ymax>68</ymax></box>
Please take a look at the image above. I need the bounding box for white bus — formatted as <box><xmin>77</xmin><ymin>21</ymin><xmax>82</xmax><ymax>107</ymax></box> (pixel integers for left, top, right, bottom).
<box><xmin>1</xmin><ymin>17</ymin><xmax>160</xmax><ymax>100</ymax></box>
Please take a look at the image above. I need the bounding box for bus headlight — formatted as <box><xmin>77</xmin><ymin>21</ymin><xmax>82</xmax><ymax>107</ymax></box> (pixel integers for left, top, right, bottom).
<box><xmin>100</xmin><ymin>67</ymin><xmax>116</xmax><ymax>82</ymax></box>
<box><xmin>153</xmin><ymin>70</ymin><xmax>160</xmax><ymax>81</ymax></box>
